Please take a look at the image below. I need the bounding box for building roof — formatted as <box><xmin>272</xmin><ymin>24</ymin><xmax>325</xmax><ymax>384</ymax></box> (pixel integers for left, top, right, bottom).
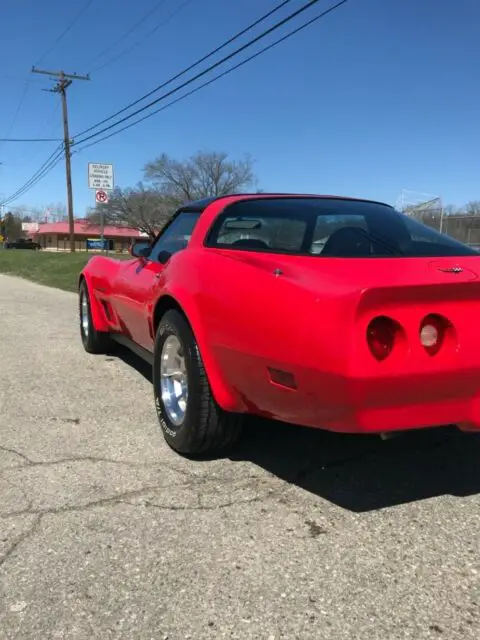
<box><xmin>33</xmin><ymin>221</ymin><xmax>143</xmax><ymax>237</ymax></box>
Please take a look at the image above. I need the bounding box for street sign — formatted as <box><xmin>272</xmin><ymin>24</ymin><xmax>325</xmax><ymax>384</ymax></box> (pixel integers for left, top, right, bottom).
<box><xmin>95</xmin><ymin>189</ymin><xmax>109</xmax><ymax>204</ymax></box>
<box><xmin>88</xmin><ymin>163</ymin><xmax>114</xmax><ymax>190</ymax></box>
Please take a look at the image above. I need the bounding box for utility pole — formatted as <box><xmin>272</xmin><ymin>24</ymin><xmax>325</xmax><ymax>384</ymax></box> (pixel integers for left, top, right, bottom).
<box><xmin>32</xmin><ymin>67</ymin><xmax>90</xmax><ymax>252</ymax></box>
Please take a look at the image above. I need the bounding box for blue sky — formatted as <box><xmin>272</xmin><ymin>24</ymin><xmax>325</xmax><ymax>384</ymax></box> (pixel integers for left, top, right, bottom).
<box><xmin>0</xmin><ymin>0</ymin><xmax>479</xmax><ymax>217</ymax></box>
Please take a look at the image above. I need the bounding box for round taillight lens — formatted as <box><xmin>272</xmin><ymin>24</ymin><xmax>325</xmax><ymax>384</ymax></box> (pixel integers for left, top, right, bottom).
<box><xmin>420</xmin><ymin>315</ymin><xmax>445</xmax><ymax>356</ymax></box>
<box><xmin>420</xmin><ymin>324</ymin><xmax>438</xmax><ymax>347</ymax></box>
<box><xmin>366</xmin><ymin>316</ymin><xmax>398</xmax><ymax>361</ymax></box>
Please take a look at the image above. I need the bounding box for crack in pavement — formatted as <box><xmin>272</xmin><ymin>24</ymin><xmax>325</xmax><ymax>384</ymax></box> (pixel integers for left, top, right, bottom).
<box><xmin>0</xmin><ymin>515</ymin><xmax>42</xmax><ymax>569</ymax></box>
<box><xmin>0</xmin><ymin>445</ymin><xmax>194</xmax><ymax>479</ymax></box>
<box><xmin>0</xmin><ymin>482</ymin><xmax>193</xmax><ymax>521</ymax></box>
<box><xmin>0</xmin><ymin>478</ymin><xmax>280</xmax><ymax>571</ymax></box>
<box><xmin>137</xmin><ymin>494</ymin><xmax>266</xmax><ymax>512</ymax></box>
<box><xmin>0</xmin><ymin>434</ymin><xmax>420</xmax><ymax>574</ymax></box>
<box><xmin>0</xmin><ymin>446</ymin><xmax>33</xmax><ymax>466</ymax></box>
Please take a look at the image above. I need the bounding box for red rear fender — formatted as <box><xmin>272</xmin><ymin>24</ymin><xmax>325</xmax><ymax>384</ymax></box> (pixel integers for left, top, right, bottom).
<box><xmin>157</xmin><ymin>290</ymin><xmax>247</xmax><ymax>413</ymax></box>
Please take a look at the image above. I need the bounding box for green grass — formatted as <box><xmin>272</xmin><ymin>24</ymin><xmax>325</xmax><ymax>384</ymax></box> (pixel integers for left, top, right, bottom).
<box><xmin>0</xmin><ymin>250</ymin><xmax>129</xmax><ymax>292</ymax></box>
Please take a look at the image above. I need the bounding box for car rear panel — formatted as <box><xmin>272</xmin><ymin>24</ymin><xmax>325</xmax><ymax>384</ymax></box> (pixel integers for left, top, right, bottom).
<box><xmin>206</xmin><ymin>251</ymin><xmax>480</xmax><ymax>433</ymax></box>
<box><xmin>343</xmin><ymin>275</ymin><xmax>480</xmax><ymax>433</ymax></box>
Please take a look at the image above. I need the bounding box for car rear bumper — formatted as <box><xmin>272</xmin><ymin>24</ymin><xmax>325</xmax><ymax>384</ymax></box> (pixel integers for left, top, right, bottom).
<box><xmin>317</xmin><ymin>399</ymin><xmax>479</xmax><ymax>434</ymax></box>
<box><xmin>212</xmin><ymin>347</ymin><xmax>480</xmax><ymax>434</ymax></box>
<box><xmin>300</xmin><ymin>370</ymin><xmax>480</xmax><ymax>434</ymax></box>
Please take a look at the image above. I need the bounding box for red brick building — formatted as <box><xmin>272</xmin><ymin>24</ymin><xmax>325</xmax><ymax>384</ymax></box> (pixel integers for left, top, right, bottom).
<box><xmin>30</xmin><ymin>221</ymin><xmax>146</xmax><ymax>252</ymax></box>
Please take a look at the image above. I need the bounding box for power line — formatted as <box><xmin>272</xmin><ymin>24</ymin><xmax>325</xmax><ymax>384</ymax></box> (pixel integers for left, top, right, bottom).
<box><xmin>0</xmin><ymin>146</ymin><xmax>64</xmax><ymax>207</ymax></box>
<box><xmin>7</xmin><ymin>103</ymin><xmax>62</xmax><ymax>170</ymax></box>
<box><xmin>0</xmin><ymin>148</ymin><xmax>63</xmax><ymax>205</ymax></box>
<box><xmin>34</xmin><ymin>0</ymin><xmax>96</xmax><ymax>66</ymax></box>
<box><xmin>73</xmin><ymin>0</ymin><xmax>346</xmax><ymax>149</ymax></box>
<box><xmin>74</xmin><ymin>0</ymin><xmax>349</xmax><ymax>154</ymax></box>
<box><xmin>74</xmin><ymin>0</ymin><xmax>295</xmax><ymax>139</ymax></box>
<box><xmin>1</xmin><ymin>155</ymin><xmax>64</xmax><ymax>207</ymax></box>
<box><xmin>86</xmin><ymin>0</ymin><xmax>170</xmax><ymax>71</ymax></box>
<box><xmin>0</xmin><ymin>80</ymin><xmax>31</xmax><ymax>156</ymax></box>
<box><xmin>0</xmin><ymin>138</ymin><xmax>62</xmax><ymax>142</ymax></box>
<box><xmin>90</xmin><ymin>0</ymin><xmax>198</xmax><ymax>74</ymax></box>
<box><xmin>1</xmin><ymin>1</ymin><xmax>349</xmax><ymax>212</ymax></box>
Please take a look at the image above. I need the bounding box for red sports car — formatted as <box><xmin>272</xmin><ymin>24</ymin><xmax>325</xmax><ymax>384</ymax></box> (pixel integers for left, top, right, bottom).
<box><xmin>79</xmin><ymin>193</ymin><xmax>480</xmax><ymax>456</ymax></box>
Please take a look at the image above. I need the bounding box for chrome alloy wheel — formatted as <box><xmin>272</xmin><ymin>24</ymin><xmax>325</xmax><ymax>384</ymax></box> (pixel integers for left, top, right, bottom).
<box><xmin>160</xmin><ymin>335</ymin><xmax>188</xmax><ymax>426</ymax></box>
<box><xmin>80</xmin><ymin>290</ymin><xmax>90</xmax><ymax>338</ymax></box>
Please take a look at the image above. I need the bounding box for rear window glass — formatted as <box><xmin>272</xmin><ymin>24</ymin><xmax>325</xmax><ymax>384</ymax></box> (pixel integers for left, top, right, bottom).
<box><xmin>206</xmin><ymin>198</ymin><xmax>478</xmax><ymax>258</ymax></box>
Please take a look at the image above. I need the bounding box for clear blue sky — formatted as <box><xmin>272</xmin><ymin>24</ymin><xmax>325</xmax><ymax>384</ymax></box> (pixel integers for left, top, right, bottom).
<box><xmin>0</xmin><ymin>0</ymin><xmax>479</xmax><ymax>217</ymax></box>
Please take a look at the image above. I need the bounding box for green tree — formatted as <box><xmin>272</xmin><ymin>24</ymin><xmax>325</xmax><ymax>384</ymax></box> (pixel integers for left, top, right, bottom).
<box><xmin>0</xmin><ymin>211</ymin><xmax>23</xmax><ymax>240</ymax></box>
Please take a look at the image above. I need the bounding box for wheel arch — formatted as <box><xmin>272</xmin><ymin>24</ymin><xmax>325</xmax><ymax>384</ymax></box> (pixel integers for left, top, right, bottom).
<box><xmin>152</xmin><ymin>293</ymin><xmax>246</xmax><ymax>413</ymax></box>
<box><xmin>78</xmin><ymin>272</ymin><xmax>109</xmax><ymax>333</ymax></box>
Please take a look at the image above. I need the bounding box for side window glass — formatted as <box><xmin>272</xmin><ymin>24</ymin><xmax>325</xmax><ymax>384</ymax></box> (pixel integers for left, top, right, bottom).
<box><xmin>212</xmin><ymin>216</ymin><xmax>307</xmax><ymax>252</ymax></box>
<box><xmin>311</xmin><ymin>214</ymin><xmax>367</xmax><ymax>254</ymax></box>
<box><xmin>149</xmin><ymin>212</ymin><xmax>200</xmax><ymax>262</ymax></box>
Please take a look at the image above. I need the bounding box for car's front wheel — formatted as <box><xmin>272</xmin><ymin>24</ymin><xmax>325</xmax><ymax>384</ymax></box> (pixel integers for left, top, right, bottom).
<box><xmin>153</xmin><ymin>309</ymin><xmax>242</xmax><ymax>457</ymax></box>
<box><xmin>79</xmin><ymin>280</ymin><xmax>112</xmax><ymax>354</ymax></box>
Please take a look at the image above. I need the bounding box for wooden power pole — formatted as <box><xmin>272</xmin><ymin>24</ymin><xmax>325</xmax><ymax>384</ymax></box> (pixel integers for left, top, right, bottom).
<box><xmin>32</xmin><ymin>67</ymin><xmax>90</xmax><ymax>252</ymax></box>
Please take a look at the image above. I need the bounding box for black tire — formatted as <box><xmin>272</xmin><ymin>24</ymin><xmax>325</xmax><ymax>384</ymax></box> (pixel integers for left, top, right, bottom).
<box><xmin>153</xmin><ymin>309</ymin><xmax>243</xmax><ymax>457</ymax></box>
<box><xmin>79</xmin><ymin>280</ymin><xmax>113</xmax><ymax>354</ymax></box>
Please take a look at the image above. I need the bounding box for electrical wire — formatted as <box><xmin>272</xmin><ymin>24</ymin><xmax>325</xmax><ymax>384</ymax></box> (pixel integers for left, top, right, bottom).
<box><xmin>0</xmin><ymin>138</ymin><xmax>62</xmax><ymax>142</ymax></box>
<box><xmin>0</xmin><ymin>146</ymin><xmax>64</xmax><ymax>206</ymax></box>
<box><xmin>74</xmin><ymin>0</ymin><xmax>349</xmax><ymax>153</ymax></box>
<box><xmin>0</xmin><ymin>152</ymin><xmax>64</xmax><ymax>206</ymax></box>
<box><xmin>7</xmin><ymin>103</ymin><xmax>62</xmax><ymax>170</ymax></box>
<box><xmin>90</xmin><ymin>0</ymin><xmax>198</xmax><ymax>74</ymax></box>
<box><xmin>0</xmin><ymin>152</ymin><xmax>63</xmax><ymax>206</ymax></box>
<box><xmin>86</xmin><ymin>0</ymin><xmax>170</xmax><ymax>71</ymax></box>
<box><xmin>74</xmin><ymin>0</ymin><xmax>295</xmax><ymax>139</ymax></box>
<box><xmin>1</xmin><ymin>0</ymin><xmax>349</xmax><ymax>208</ymax></box>
<box><xmin>74</xmin><ymin>0</ymin><xmax>348</xmax><ymax>145</ymax></box>
<box><xmin>34</xmin><ymin>0</ymin><xmax>96</xmax><ymax>66</ymax></box>
<box><xmin>0</xmin><ymin>81</ymin><xmax>31</xmax><ymax>156</ymax></box>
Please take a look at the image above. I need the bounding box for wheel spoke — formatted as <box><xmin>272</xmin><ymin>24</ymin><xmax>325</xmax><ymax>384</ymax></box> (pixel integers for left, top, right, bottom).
<box><xmin>80</xmin><ymin>292</ymin><xmax>89</xmax><ymax>338</ymax></box>
<box><xmin>159</xmin><ymin>335</ymin><xmax>188</xmax><ymax>427</ymax></box>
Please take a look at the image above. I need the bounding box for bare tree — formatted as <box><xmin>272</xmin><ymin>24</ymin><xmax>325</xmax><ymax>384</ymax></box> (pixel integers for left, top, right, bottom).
<box><xmin>465</xmin><ymin>201</ymin><xmax>480</xmax><ymax>216</ymax></box>
<box><xmin>9</xmin><ymin>203</ymin><xmax>67</xmax><ymax>223</ymax></box>
<box><xmin>443</xmin><ymin>204</ymin><xmax>458</xmax><ymax>216</ymax></box>
<box><xmin>10</xmin><ymin>205</ymin><xmax>41</xmax><ymax>222</ymax></box>
<box><xmin>144</xmin><ymin>150</ymin><xmax>258</xmax><ymax>205</ymax></box>
<box><xmin>45</xmin><ymin>202</ymin><xmax>67</xmax><ymax>222</ymax></box>
<box><xmin>88</xmin><ymin>183</ymin><xmax>174</xmax><ymax>239</ymax></box>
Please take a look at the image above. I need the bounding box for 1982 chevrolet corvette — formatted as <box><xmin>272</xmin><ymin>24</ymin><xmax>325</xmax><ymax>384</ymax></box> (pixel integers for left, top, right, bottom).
<box><xmin>79</xmin><ymin>193</ymin><xmax>480</xmax><ymax>456</ymax></box>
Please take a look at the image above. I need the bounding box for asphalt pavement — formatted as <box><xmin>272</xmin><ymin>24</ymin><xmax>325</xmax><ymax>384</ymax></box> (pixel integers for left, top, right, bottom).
<box><xmin>0</xmin><ymin>274</ymin><xmax>479</xmax><ymax>640</ymax></box>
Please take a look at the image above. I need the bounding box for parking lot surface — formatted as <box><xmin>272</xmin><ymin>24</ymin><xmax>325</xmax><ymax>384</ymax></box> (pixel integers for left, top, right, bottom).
<box><xmin>0</xmin><ymin>274</ymin><xmax>479</xmax><ymax>639</ymax></box>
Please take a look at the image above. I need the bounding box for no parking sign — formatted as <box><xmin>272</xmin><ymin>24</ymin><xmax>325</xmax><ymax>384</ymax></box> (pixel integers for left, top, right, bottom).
<box><xmin>95</xmin><ymin>189</ymin><xmax>109</xmax><ymax>204</ymax></box>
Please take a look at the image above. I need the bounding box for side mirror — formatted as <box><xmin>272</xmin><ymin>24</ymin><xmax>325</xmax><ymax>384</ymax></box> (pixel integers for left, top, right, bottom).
<box><xmin>130</xmin><ymin>241</ymin><xmax>151</xmax><ymax>259</ymax></box>
<box><xmin>157</xmin><ymin>250</ymin><xmax>171</xmax><ymax>264</ymax></box>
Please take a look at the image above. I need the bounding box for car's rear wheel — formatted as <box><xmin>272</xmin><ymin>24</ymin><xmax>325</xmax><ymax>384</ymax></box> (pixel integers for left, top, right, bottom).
<box><xmin>79</xmin><ymin>280</ymin><xmax>112</xmax><ymax>354</ymax></box>
<box><xmin>153</xmin><ymin>309</ymin><xmax>243</xmax><ymax>457</ymax></box>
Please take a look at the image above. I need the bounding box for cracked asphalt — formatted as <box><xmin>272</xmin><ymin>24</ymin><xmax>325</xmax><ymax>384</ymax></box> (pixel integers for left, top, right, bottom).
<box><xmin>0</xmin><ymin>273</ymin><xmax>479</xmax><ymax>640</ymax></box>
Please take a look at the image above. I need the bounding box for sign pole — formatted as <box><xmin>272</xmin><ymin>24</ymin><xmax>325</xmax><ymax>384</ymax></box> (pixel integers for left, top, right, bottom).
<box><xmin>100</xmin><ymin>206</ymin><xmax>105</xmax><ymax>255</ymax></box>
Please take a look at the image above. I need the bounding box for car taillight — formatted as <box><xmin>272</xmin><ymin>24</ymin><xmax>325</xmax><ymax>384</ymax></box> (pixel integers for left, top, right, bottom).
<box><xmin>420</xmin><ymin>315</ymin><xmax>445</xmax><ymax>356</ymax></box>
<box><xmin>366</xmin><ymin>316</ymin><xmax>398</xmax><ymax>361</ymax></box>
